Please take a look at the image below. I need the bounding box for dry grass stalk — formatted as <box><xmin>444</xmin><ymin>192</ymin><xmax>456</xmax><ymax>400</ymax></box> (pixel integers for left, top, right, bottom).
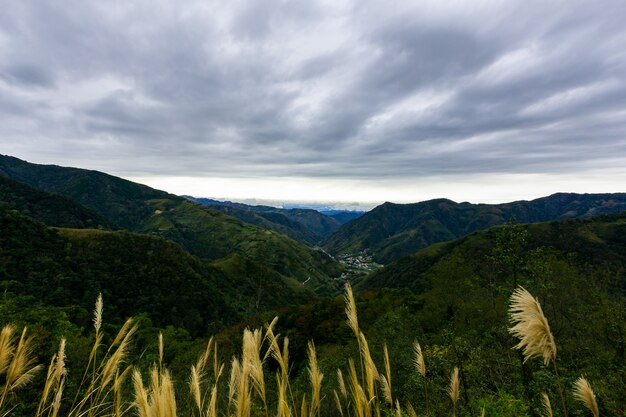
<box><xmin>541</xmin><ymin>392</ymin><xmax>553</xmax><ymax>417</ymax></box>
<box><xmin>508</xmin><ymin>286</ymin><xmax>556</xmax><ymax>365</ymax></box>
<box><xmin>0</xmin><ymin>326</ymin><xmax>42</xmax><ymax>407</ymax></box>
<box><xmin>382</xmin><ymin>344</ymin><xmax>392</xmax><ymax>405</ymax></box>
<box><xmin>573</xmin><ymin>377</ymin><xmax>599</xmax><ymax>417</ymax></box>
<box><xmin>347</xmin><ymin>359</ymin><xmax>365</xmax><ymax>417</ymax></box>
<box><xmin>395</xmin><ymin>399</ymin><xmax>402</xmax><ymax>417</ymax></box>
<box><xmin>0</xmin><ymin>325</ymin><xmax>16</xmax><ymax>376</ymax></box>
<box><xmin>132</xmin><ymin>368</ymin><xmax>177</xmax><ymax>417</ymax></box>
<box><xmin>307</xmin><ymin>341</ymin><xmax>323</xmax><ymax>417</ymax></box>
<box><xmin>379</xmin><ymin>375</ymin><xmax>391</xmax><ymax>406</ymax></box>
<box><xmin>94</xmin><ymin>293</ymin><xmax>103</xmax><ymax>335</ymax></box>
<box><xmin>158</xmin><ymin>333</ymin><xmax>164</xmax><ymax>369</ymax></box>
<box><xmin>413</xmin><ymin>340</ymin><xmax>426</xmax><ymax>378</ymax></box>
<box><xmin>344</xmin><ymin>282</ymin><xmax>360</xmax><ymax>338</ymax></box>
<box><xmin>36</xmin><ymin>338</ymin><xmax>66</xmax><ymax>417</ymax></box>
<box><xmin>337</xmin><ymin>369</ymin><xmax>347</xmax><ymax>399</ymax></box>
<box><xmin>406</xmin><ymin>402</ymin><xmax>417</xmax><ymax>417</ymax></box>
<box><xmin>449</xmin><ymin>367</ymin><xmax>460</xmax><ymax>417</ymax></box>
<box><xmin>333</xmin><ymin>390</ymin><xmax>344</xmax><ymax>417</ymax></box>
<box><xmin>358</xmin><ymin>331</ymin><xmax>379</xmax><ymax>402</ymax></box>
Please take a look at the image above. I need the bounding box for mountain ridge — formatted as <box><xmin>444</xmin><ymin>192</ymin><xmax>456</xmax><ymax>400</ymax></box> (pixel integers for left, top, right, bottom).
<box><xmin>323</xmin><ymin>192</ymin><xmax>626</xmax><ymax>263</ymax></box>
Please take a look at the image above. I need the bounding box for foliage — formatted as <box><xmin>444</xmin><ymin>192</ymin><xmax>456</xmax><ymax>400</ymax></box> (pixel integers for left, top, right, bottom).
<box><xmin>323</xmin><ymin>194</ymin><xmax>626</xmax><ymax>264</ymax></box>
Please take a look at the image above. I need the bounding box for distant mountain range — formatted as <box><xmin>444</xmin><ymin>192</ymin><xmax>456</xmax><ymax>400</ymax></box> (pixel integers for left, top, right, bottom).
<box><xmin>184</xmin><ymin>196</ymin><xmax>363</xmax><ymax>245</ymax></box>
<box><xmin>323</xmin><ymin>193</ymin><xmax>626</xmax><ymax>263</ymax></box>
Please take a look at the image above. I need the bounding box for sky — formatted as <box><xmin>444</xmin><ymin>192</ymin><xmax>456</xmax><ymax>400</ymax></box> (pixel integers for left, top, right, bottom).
<box><xmin>1</xmin><ymin>0</ymin><xmax>626</xmax><ymax>209</ymax></box>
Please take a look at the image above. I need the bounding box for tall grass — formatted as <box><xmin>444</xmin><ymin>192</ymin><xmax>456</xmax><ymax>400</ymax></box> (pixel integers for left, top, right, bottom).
<box><xmin>0</xmin><ymin>285</ymin><xmax>608</xmax><ymax>417</ymax></box>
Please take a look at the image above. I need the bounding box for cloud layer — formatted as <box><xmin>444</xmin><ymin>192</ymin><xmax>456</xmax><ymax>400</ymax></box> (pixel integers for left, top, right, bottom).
<box><xmin>1</xmin><ymin>0</ymin><xmax>626</xmax><ymax>200</ymax></box>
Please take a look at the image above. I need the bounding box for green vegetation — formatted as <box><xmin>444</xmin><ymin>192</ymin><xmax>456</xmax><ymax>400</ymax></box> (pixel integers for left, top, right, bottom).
<box><xmin>0</xmin><ymin>284</ymin><xmax>621</xmax><ymax>417</ymax></box>
<box><xmin>323</xmin><ymin>194</ymin><xmax>626</xmax><ymax>264</ymax></box>
<box><xmin>186</xmin><ymin>197</ymin><xmax>342</xmax><ymax>245</ymax></box>
<box><xmin>0</xmin><ymin>175</ymin><xmax>110</xmax><ymax>229</ymax></box>
<box><xmin>0</xmin><ymin>155</ymin><xmax>342</xmax><ymax>293</ymax></box>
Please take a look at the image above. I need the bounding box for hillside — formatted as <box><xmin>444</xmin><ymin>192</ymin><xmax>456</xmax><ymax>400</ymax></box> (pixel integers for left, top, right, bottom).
<box><xmin>0</xmin><ymin>207</ymin><xmax>324</xmax><ymax>336</ymax></box>
<box><xmin>225</xmin><ymin>213</ymin><xmax>626</xmax><ymax>416</ymax></box>
<box><xmin>0</xmin><ymin>175</ymin><xmax>111</xmax><ymax>229</ymax></box>
<box><xmin>323</xmin><ymin>193</ymin><xmax>626</xmax><ymax>263</ymax></box>
<box><xmin>186</xmin><ymin>196</ymin><xmax>343</xmax><ymax>244</ymax></box>
<box><xmin>0</xmin><ymin>154</ymin><xmax>341</xmax><ymax>293</ymax></box>
<box><xmin>362</xmin><ymin>211</ymin><xmax>626</xmax><ymax>292</ymax></box>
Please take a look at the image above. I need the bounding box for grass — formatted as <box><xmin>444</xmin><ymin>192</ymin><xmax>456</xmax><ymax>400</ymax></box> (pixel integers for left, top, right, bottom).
<box><xmin>0</xmin><ymin>285</ymin><xmax>610</xmax><ymax>417</ymax></box>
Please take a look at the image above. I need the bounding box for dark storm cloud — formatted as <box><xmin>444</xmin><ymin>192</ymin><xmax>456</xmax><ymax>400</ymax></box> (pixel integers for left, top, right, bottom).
<box><xmin>1</xmin><ymin>0</ymin><xmax>626</xmax><ymax>180</ymax></box>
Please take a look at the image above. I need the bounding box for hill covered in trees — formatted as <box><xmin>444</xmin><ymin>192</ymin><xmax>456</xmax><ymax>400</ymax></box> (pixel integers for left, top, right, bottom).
<box><xmin>323</xmin><ymin>193</ymin><xmax>626</xmax><ymax>263</ymax></box>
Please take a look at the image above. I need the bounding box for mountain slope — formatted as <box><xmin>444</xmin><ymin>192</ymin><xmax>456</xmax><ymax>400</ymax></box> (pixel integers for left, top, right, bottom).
<box><xmin>186</xmin><ymin>197</ymin><xmax>342</xmax><ymax>244</ymax></box>
<box><xmin>0</xmin><ymin>154</ymin><xmax>341</xmax><ymax>294</ymax></box>
<box><xmin>0</xmin><ymin>175</ymin><xmax>111</xmax><ymax>229</ymax></box>
<box><xmin>361</xmin><ymin>211</ymin><xmax>626</xmax><ymax>292</ymax></box>
<box><xmin>323</xmin><ymin>193</ymin><xmax>626</xmax><ymax>263</ymax></box>
<box><xmin>0</xmin><ymin>207</ymin><xmax>326</xmax><ymax>335</ymax></box>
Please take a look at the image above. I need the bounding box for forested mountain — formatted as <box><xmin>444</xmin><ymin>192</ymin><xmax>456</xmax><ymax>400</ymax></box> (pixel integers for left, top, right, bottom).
<box><xmin>185</xmin><ymin>196</ymin><xmax>343</xmax><ymax>244</ymax></box>
<box><xmin>323</xmin><ymin>193</ymin><xmax>626</xmax><ymax>263</ymax></box>
<box><xmin>0</xmin><ymin>175</ymin><xmax>111</xmax><ymax>229</ymax></box>
<box><xmin>0</xmin><ymin>154</ymin><xmax>341</xmax><ymax>294</ymax></box>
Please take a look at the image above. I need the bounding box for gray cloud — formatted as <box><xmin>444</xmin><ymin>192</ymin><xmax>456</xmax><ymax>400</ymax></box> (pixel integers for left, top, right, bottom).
<box><xmin>1</xmin><ymin>0</ymin><xmax>626</xmax><ymax>185</ymax></box>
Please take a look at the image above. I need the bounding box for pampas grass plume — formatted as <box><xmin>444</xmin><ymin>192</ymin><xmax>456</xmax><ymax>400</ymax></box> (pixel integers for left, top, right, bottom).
<box><xmin>508</xmin><ymin>286</ymin><xmax>557</xmax><ymax>365</ymax></box>
<box><xmin>573</xmin><ymin>377</ymin><xmax>599</xmax><ymax>417</ymax></box>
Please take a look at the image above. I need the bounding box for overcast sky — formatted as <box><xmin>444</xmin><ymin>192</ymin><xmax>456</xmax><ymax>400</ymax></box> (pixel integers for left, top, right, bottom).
<box><xmin>1</xmin><ymin>0</ymin><xmax>626</xmax><ymax>208</ymax></box>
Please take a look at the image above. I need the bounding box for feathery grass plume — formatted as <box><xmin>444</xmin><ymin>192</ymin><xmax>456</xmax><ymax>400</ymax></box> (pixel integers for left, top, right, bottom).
<box><xmin>51</xmin><ymin>378</ymin><xmax>65</xmax><ymax>417</ymax></box>
<box><xmin>406</xmin><ymin>402</ymin><xmax>417</xmax><ymax>417</ymax></box>
<box><xmin>337</xmin><ymin>369</ymin><xmax>347</xmax><ymax>399</ymax></box>
<box><xmin>94</xmin><ymin>293</ymin><xmax>103</xmax><ymax>334</ymax></box>
<box><xmin>382</xmin><ymin>344</ymin><xmax>392</xmax><ymax>405</ymax></box>
<box><xmin>0</xmin><ymin>326</ymin><xmax>42</xmax><ymax>407</ymax></box>
<box><xmin>347</xmin><ymin>359</ymin><xmax>365</xmax><ymax>417</ymax></box>
<box><xmin>413</xmin><ymin>340</ymin><xmax>426</xmax><ymax>378</ymax></box>
<box><xmin>0</xmin><ymin>325</ymin><xmax>15</xmax><ymax>376</ymax></box>
<box><xmin>344</xmin><ymin>282</ymin><xmax>359</xmax><ymax>338</ymax></box>
<box><xmin>307</xmin><ymin>341</ymin><xmax>323</xmax><ymax>417</ymax></box>
<box><xmin>113</xmin><ymin>366</ymin><xmax>132</xmax><ymax>417</ymax></box>
<box><xmin>36</xmin><ymin>338</ymin><xmax>66</xmax><ymax>417</ymax></box>
<box><xmin>228</xmin><ymin>357</ymin><xmax>241</xmax><ymax>405</ymax></box>
<box><xmin>206</xmin><ymin>385</ymin><xmax>218</xmax><ymax>417</ymax></box>
<box><xmin>301</xmin><ymin>395</ymin><xmax>308</xmax><ymax>417</ymax></box>
<box><xmin>242</xmin><ymin>328</ymin><xmax>265</xmax><ymax>400</ymax></box>
<box><xmin>358</xmin><ymin>331</ymin><xmax>379</xmax><ymax>402</ymax></box>
<box><xmin>189</xmin><ymin>365</ymin><xmax>203</xmax><ymax>414</ymax></box>
<box><xmin>395</xmin><ymin>399</ymin><xmax>402</xmax><ymax>417</ymax></box>
<box><xmin>573</xmin><ymin>377</ymin><xmax>599</xmax><ymax>417</ymax></box>
<box><xmin>276</xmin><ymin>372</ymin><xmax>292</xmax><ymax>417</ymax></box>
<box><xmin>449</xmin><ymin>367</ymin><xmax>460</xmax><ymax>417</ymax></box>
<box><xmin>379</xmin><ymin>375</ymin><xmax>392</xmax><ymax>406</ymax></box>
<box><xmin>158</xmin><ymin>333</ymin><xmax>164</xmax><ymax>370</ymax></box>
<box><xmin>100</xmin><ymin>319</ymin><xmax>137</xmax><ymax>392</ymax></box>
<box><xmin>541</xmin><ymin>393</ymin><xmax>553</xmax><ymax>417</ymax></box>
<box><xmin>132</xmin><ymin>368</ymin><xmax>177</xmax><ymax>417</ymax></box>
<box><xmin>508</xmin><ymin>286</ymin><xmax>557</xmax><ymax>365</ymax></box>
<box><xmin>333</xmin><ymin>390</ymin><xmax>344</xmax><ymax>417</ymax></box>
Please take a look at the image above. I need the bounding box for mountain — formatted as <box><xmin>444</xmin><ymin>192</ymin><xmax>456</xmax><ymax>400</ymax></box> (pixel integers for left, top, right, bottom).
<box><xmin>0</xmin><ymin>154</ymin><xmax>341</xmax><ymax>295</ymax></box>
<box><xmin>361</xmin><ymin>210</ymin><xmax>626</xmax><ymax>292</ymax></box>
<box><xmin>323</xmin><ymin>193</ymin><xmax>626</xmax><ymax>263</ymax></box>
<box><xmin>0</xmin><ymin>206</ymin><xmax>332</xmax><ymax>337</ymax></box>
<box><xmin>185</xmin><ymin>196</ymin><xmax>343</xmax><ymax>244</ymax></box>
<box><xmin>0</xmin><ymin>175</ymin><xmax>111</xmax><ymax>229</ymax></box>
